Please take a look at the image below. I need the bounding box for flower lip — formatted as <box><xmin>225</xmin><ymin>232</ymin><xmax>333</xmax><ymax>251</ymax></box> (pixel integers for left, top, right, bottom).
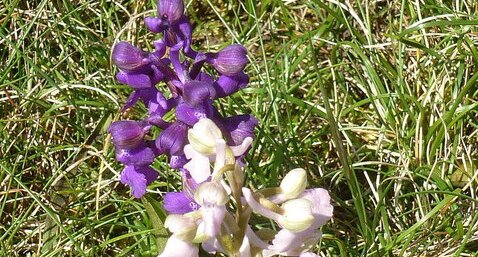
<box><xmin>158</xmin><ymin>0</ymin><xmax>184</xmax><ymax>25</ymax></box>
<box><xmin>120</xmin><ymin>165</ymin><xmax>158</xmax><ymax>198</ymax></box>
<box><xmin>169</xmin><ymin>154</ymin><xmax>188</xmax><ymax>169</ymax></box>
<box><xmin>163</xmin><ymin>191</ymin><xmax>199</xmax><ymax>214</ymax></box>
<box><xmin>158</xmin><ymin>235</ymin><xmax>199</xmax><ymax>257</ymax></box>
<box><xmin>175</xmin><ymin>101</ymin><xmax>213</xmax><ymax>126</ymax></box>
<box><xmin>220</xmin><ymin>114</ymin><xmax>258</xmax><ymax>146</ymax></box>
<box><xmin>115</xmin><ymin>145</ymin><xmax>156</xmax><ymax>166</ymax></box>
<box><xmin>213</xmin><ymin>72</ymin><xmax>249</xmax><ymax>98</ymax></box>
<box><xmin>112</xmin><ymin>41</ymin><xmax>150</xmax><ymax>72</ymax></box>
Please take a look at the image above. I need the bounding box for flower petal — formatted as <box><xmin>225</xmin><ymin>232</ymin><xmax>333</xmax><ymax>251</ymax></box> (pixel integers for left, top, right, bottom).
<box><xmin>221</xmin><ymin>114</ymin><xmax>258</xmax><ymax>146</ymax></box>
<box><xmin>116</xmin><ymin>145</ymin><xmax>155</xmax><ymax>166</ymax></box>
<box><xmin>239</xmin><ymin>235</ymin><xmax>252</xmax><ymax>257</ymax></box>
<box><xmin>163</xmin><ymin>191</ymin><xmax>199</xmax><ymax>214</ymax></box>
<box><xmin>212</xmin><ymin>44</ymin><xmax>248</xmax><ymax>76</ymax></box>
<box><xmin>213</xmin><ymin>72</ymin><xmax>249</xmax><ymax>98</ymax></box>
<box><xmin>182</xmin><ymin>80</ymin><xmax>216</xmax><ymax>106</ymax></box>
<box><xmin>264</xmin><ymin>228</ymin><xmax>321</xmax><ymax>256</ymax></box>
<box><xmin>245</xmin><ymin>226</ymin><xmax>270</xmax><ymax>249</ymax></box>
<box><xmin>201</xmin><ymin>238</ymin><xmax>223</xmax><ymax>254</ymax></box>
<box><xmin>158</xmin><ymin>0</ymin><xmax>184</xmax><ymax>24</ymax></box>
<box><xmin>184</xmin><ymin>144</ymin><xmax>211</xmax><ymax>183</ymax></box>
<box><xmin>241</xmin><ymin>188</ymin><xmax>281</xmax><ymax>221</ymax></box>
<box><xmin>299</xmin><ymin>188</ymin><xmax>333</xmax><ymax>229</ymax></box>
<box><xmin>120</xmin><ymin>165</ymin><xmax>158</xmax><ymax>198</ymax></box>
<box><xmin>175</xmin><ymin>101</ymin><xmax>213</xmax><ymax>126</ymax></box>
<box><xmin>145</xmin><ymin>17</ymin><xmax>164</xmax><ymax>33</ymax></box>
<box><xmin>177</xmin><ymin>18</ymin><xmax>197</xmax><ymax>58</ymax></box>
<box><xmin>109</xmin><ymin>120</ymin><xmax>147</xmax><ymax>149</ymax></box>
<box><xmin>156</xmin><ymin>122</ymin><xmax>188</xmax><ymax>155</ymax></box>
<box><xmin>158</xmin><ymin>236</ymin><xmax>199</xmax><ymax>257</ymax></box>
<box><xmin>200</xmin><ymin>205</ymin><xmax>226</xmax><ymax>238</ymax></box>
<box><xmin>112</xmin><ymin>42</ymin><xmax>149</xmax><ymax>72</ymax></box>
<box><xmin>229</xmin><ymin>137</ymin><xmax>253</xmax><ymax>157</ymax></box>
<box><xmin>170</xmin><ymin>154</ymin><xmax>188</xmax><ymax>169</ymax></box>
<box><xmin>116</xmin><ymin>71</ymin><xmax>152</xmax><ymax>89</ymax></box>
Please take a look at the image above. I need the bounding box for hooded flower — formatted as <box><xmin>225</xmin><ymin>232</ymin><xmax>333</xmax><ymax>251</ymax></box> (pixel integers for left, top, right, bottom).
<box><xmin>156</xmin><ymin>121</ymin><xmax>188</xmax><ymax>155</ymax></box>
<box><xmin>112</xmin><ymin>41</ymin><xmax>165</xmax><ymax>89</ymax></box>
<box><xmin>241</xmin><ymin>170</ymin><xmax>333</xmax><ymax>256</ymax></box>
<box><xmin>109</xmin><ymin>120</ymin><xmax>149</xmax><ymax>150</ymax></box>
<box><xmin>209</xmin><ymin>44</ymin><xmax>248</xmax><ymax>76</ymax></box>
<box><xmin>158</xmin><ymin>0</ymin><xmax>184</xmax><ymax>25</ymax></box>
<box><xmin>112</xmin><ymin>41</ymin><xmax>150</xmax><ymax>72</ymax></box>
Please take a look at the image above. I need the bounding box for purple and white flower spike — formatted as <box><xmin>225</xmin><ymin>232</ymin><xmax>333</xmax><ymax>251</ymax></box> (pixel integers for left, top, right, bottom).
<box><xmin>108</xmin><ymin>0</ymin><xmax>332</xmax><ymax>255</ymax></box>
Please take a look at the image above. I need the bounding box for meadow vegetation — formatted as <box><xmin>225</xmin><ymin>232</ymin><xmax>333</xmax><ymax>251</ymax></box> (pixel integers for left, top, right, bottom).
<box><xmin>1</xmin><ymin>0</ymin><xmax>477</xmax><ymax>256</ymax></box>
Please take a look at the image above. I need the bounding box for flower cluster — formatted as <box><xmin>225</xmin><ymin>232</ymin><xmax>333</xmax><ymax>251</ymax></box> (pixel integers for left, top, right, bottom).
<box><xmin>108</xmin><ymin>0</ymin><xmax>332</xmax><ymax>256</ymax></box>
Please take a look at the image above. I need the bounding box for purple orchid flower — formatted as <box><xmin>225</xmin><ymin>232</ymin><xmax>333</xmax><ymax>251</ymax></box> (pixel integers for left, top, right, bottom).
<box><xmin>109</xmin><ymin>120</ymin><xmax>149</xmax><ymax>149</ymax></box>
<box><xmin>207</xmin><ymin>44</ymin><xmax>248</xmax><ymax>76</ymax></box>
<box><xmin>109</xmin><ymin>0</ymin><xmax>256</xmax><ymax>202</ymax></box>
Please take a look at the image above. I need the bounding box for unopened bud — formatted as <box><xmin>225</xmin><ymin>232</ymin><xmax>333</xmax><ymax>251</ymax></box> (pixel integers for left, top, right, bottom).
<box><xmin>280</xmin><ymin>168</ymin><xmax>307</xmax><ymax>200</ymax></box>
<box><xmin>213</xmin><ymin>44</ymin><xmax>247</xmax><ymax>76</ymax></box>
<box><xmin>109</xmin><ymin>120</ymin><xmax>146</xmax><ymax>149</ymax></box>
<box><xmin>158</xmin><ymin>0</ymin><xmax>184</xmax><ymax>24</ymax></box>
<box><xmin>112</xmin><ymin>42</ymin><xmax>150</xmax><ymax>72</ymax></box>
<box><xmin>187</xmin><ymin>118</ymin><xmax>223</xmax><ymax>155</ymax></box>
<box><xmin>278</xmin><ymin>199</ymin><xmax>314</xmax><ymax>232</ymax></box>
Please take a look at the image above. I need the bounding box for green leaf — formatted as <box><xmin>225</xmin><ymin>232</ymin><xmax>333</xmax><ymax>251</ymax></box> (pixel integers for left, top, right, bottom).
<box><xmin>142</xmin><ymin>194</ymin><xmax>169</xmax><ymax>254</ymax></box>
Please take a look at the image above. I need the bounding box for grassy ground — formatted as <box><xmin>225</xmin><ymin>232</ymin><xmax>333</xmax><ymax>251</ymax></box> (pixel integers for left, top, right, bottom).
<box><xmin>1</xmin><ymin>0</ymin><xmax>478</xmax><ymax>256</ymax></box>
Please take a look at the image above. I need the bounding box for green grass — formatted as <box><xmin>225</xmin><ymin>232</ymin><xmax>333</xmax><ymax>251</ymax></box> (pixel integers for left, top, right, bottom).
<box><xmin>1</xmin><ymin>0</ymin><xmax>478</xmax><ymax>256</ymax></box>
